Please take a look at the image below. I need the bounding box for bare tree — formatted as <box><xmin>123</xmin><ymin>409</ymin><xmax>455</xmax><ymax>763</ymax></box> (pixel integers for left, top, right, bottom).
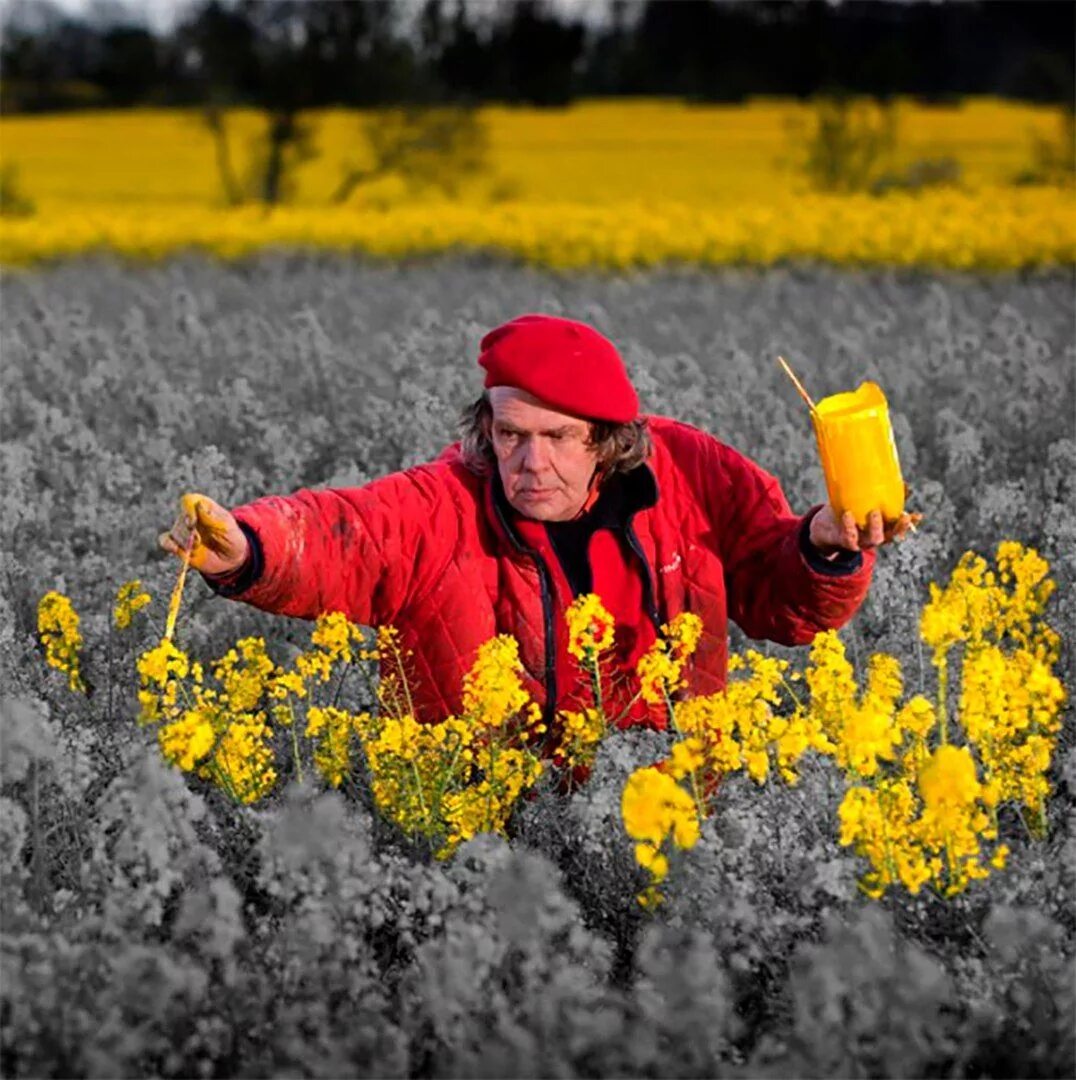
<box><xmin>331</xmin><ymin>105</ymin><xmax>489</xmax><ymax>205</ymax></box>
<box><xmin>201</xmin><ymin>104</ymin><xmax>243</xmax><ymax>207</ymax></box>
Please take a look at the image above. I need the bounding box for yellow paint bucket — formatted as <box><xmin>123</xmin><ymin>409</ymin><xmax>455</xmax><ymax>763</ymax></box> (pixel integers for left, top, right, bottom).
<box><xmin>810</xmin><ymin>381</ymin><xmax>905</xmax><ymax>527</ymax></box>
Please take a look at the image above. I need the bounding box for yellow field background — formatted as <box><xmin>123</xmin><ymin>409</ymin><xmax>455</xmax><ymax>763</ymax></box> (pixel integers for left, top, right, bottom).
<box><xmin>1</xmin><ymin>98</ymin><xmax>1072</xmax><ymax>267</ymax></box>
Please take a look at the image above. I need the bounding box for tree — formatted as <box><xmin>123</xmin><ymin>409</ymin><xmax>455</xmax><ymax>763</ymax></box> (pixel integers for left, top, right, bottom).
<box><xmin>331</xmin><ymin>105</ymin><xmax>489</xmax><ymax>205</ymax></box>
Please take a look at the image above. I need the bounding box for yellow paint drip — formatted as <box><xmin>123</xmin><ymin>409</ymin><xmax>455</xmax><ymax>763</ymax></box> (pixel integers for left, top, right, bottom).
<box><xmin>165</xmin><ymin>533</ymin><xmax>196</xmax><ymax>642</ymax></box>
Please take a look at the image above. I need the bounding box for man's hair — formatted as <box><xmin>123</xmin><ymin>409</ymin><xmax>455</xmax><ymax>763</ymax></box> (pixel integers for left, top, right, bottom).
<box><xmin>458</xmin><ymin>393</ymin><xmax>651</xmax><ymax>477</ymax></box>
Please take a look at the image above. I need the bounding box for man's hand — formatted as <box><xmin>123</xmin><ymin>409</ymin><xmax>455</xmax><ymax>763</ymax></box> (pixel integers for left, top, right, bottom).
<box><xmin>158</xmin><ymin>493</ymin><xmax>249</xmax><ymax>577</ymax></box>
<box><xmin>809</xmin><ymin>505</ymin><xmax>921</xmax><ymax>555</ymax></box>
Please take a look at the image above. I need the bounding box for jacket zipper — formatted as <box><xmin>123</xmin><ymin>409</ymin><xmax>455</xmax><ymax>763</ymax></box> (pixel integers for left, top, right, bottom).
<box><xmin>492</xmin><ymin>493</ymin><xmax>559</xmax><ymax>723</ymax></box>
<box><xmin>625</xmin><ymin>522</ymin><xmax>661</xmax><ymax>632</ymax></box>
<box><xmin>626</xmin><ymin>520</ymin><xmax>670</xmax><ymax>727</ymax></box>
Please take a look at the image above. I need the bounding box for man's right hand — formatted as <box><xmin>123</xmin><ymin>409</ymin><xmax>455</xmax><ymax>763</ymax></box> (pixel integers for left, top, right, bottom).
<box><xmin>158</xmin><ymin>493</ymin><xmax>250</xmax><ymax>577</ymax></box>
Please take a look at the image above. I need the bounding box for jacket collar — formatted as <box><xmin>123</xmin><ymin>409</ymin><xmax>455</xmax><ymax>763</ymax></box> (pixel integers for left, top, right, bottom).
<box><xmin>484</xmin><ymin>462</ymin><xmax>658</xmax><ymax>557</ymax></box>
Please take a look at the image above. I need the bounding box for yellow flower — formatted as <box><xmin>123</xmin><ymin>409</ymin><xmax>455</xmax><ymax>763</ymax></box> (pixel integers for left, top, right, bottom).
<box><xmin>213</xmin><ymin>637</ymin><xmax>275</xmax><ymax>712</ymax></box>
<box><xmin>37</xmin><ymin>590</ymin><xmax>88</xmax><ymax>693</ymax></box>
<box><xmin>210</xmin><ymin>715</ymin><xmax>277</xmax><ymax>804</ymax></box>
<box><xmin>896</xmin><ymin>695</ymin><xmax>936</xmax><ymax>739</ymax></box>
<box><xmin>806</xmin><ymin>631</ymin><xmax>857</xmax><ymax>739</ymax></box>
<box><xmin>159</xmin><ymin>711</ymin><xmax>216</xmax><ymax>771</ymax></box>
<box><xmin>635</xmin><ymin>612</ymin><xmax>705</xmax><ymax>706</ymax></box>
<box><xmin>138</xmin><ymin>637</ymin><xmax>190</xmax><ymax>687</ymax></box>
<box><xmin>744</xmin><ymin>748</ymin><xmax>770</xmax><ymax>784</ymax></box>
<box><xmin>634</xmin><ymin>842</ymin><xmax>669</xmax><ymax>880</ymax></box>
<box><xmin>918</xmin><ymin>744</ymin><xmax>982</xmax><ymax>812</ymax></box>
<box><xmin>667</xmin><ymin>737</ymin><xmax>705</xmax><ymax>779</ymax></box>
<box><xmin>622</xmin><ymin>766</ymin><xmax>699</xmax><ymax>849</ymax></box>
<box><xmin>294</xmin><ymin>611</ymin><xmax>366</xmax><ymax>684</ymax></box>
<box><xmin>636</xmin><ymin>644</ymin><xmax>680</xmax><ymax>705</ymax></box>
<box><xmin>554</xmin><ymin>708</ymin><xmax>605</xmax><ymax>768</ymax></box>
<box><xmin>113</xmin><ymin>579</ymin><xmax>151</xmax><ymax>630</ymax></box>
<box><xmin>311</xmin><ymin>611</ymin><xmax>361</xmax><ymax>663</ymax></box>
<box><xmin>136</xmin><ymin>637</ymin><xmax>190</xmax><ymax>724</ymax></box>
<box><xmin>565</xmin><ymin>593</ymin><xmax>615</xmax><ymax>661</ymax></box>
<box><xmin>461</xmin><ymin>635</ymin><xmax>532</xmax><ymax>728</ymax></box>
<box><xmin>269</xmin><ymin>669</ymin><xmax>307</xmax><ymax>700</ymax></box>
<box><xmin>304</xmin><ymin>705</ymin><xmax>357</xmax><ymax>787</ymax></box>
<box><xmin>663</xmin><ymin>612</ymin><xmax>703</xmax><ymax>660</ymax></box>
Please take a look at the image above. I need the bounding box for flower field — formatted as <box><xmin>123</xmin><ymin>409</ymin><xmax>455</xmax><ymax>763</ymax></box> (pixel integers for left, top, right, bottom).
<box><xmin>1</xmin><ymin>253</ymin><xmax>1074</xmax><ymax>1077</ymax></box>
<box><xmin>1</xmin><ymin>99</ymin><xmax>1073</xmax><ymax>269</ymax></box>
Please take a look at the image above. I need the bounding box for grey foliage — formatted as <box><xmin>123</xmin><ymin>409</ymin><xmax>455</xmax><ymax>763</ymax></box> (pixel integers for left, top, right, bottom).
<box><xmin>1</xmin><ymin>257</ymin><xmax>1073</xmax><ymax>1078</ymax></box>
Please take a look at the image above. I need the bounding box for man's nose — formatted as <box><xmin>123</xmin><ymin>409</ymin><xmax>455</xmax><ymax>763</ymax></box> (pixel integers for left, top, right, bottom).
<box><xmin>520</xmin><ymin>437</ymin><xmax>549</xmax><ymax>471</ymax></box>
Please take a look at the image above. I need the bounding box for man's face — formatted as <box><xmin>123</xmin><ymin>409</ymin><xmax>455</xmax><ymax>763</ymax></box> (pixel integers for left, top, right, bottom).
<box><xmin>489</xmin><ymin>386</ymin><xmax>599</xmax><ymax>522</ymax></box>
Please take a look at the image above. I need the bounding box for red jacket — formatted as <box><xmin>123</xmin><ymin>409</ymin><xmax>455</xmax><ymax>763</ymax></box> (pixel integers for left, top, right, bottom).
<box><xmin>209</xmin><ymin>416</ymin><xmax>875</xmax><ymax>728</ymax></box>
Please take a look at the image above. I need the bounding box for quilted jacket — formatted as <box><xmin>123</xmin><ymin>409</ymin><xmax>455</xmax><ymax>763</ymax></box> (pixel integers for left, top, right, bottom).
<box><xmin>209</xmin><ymin>415</ymin><xmax>875</xmax><ymax>728</ymax></box>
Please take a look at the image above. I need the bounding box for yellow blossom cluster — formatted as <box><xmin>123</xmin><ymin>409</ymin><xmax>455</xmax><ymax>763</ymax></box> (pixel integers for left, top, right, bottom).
<box><xmin>621</xmin><ymin>766</ymin><xmax>700</xmax><ymax>909</ymax></box>
<box><xmin>37</xmin><ymin>591</ymin><xmax>88</xmax><ymax>693</ymax></box>
<box><xmin>838</xmin><ymin>745</ymin><xmax>1008</xmax><ymax>899</ymax></box>
<box><xmin>295</xmin><ymin>609</ymin><xmax>370</xmax><ymax>684</ymax></box>
<box><xmin>36</xmin><ymin>540</ymin><xmax>1062</xmax><ymax>905</ymax></box>
<box><xmin>619</xmin><ymin>541</ymin><xmax>1063</xmax><ymax>906</ymax></box>
<box><xmin>673</xmin><ymin>649</ymin><xmax>824</xmax><ymax>790</ymax></box>
<box><xmin>304</xmin><ymin>706</ymin><xmax>358</xmax><ymax>788</ymax></box>
<box><xmin>136</xmin><ymin>632</ymin><xmax>278</xmax><ymax>805</ymax></box>
<box><xmin>127</xmin><ymin>603</ymin><xmax>379</xmax><ymax>801</ymax></box>
<box><xmin>354</xmin><ymin>635</ymin><xmax>545</xmax><ymax>858</ymax></box>
<box><xmin>566</xmin><ymin>593</ymin><xmax>618</xmax><ymax>715</ymax></box>
<box><xmin>566</xmin><ymin>593</ymin><xmax>616</xmax><ymax>662</ymax></box>
<box><xmin>462</xmin><ymin>635</ymin><xmax>537</xmax><ymax>728</ymax></box>
<box><xmin>920</xmin><ymin>541</ymin><xmax>1064</xmax><ymax>833</ymax></box>
<box><xmin>636</xmin><ymin>612</ymin><xmax>704</xmax><ymax>707</ymax></box>
<box><xmin>553</xmin><ymin>707</ymin><xmax>606</xmax><ymax>771</ymax></box>
<box><xmin>112</xmin><ymin>579</ymin><xmax>151</xmax><ymax>630</ymax></box>
<box><xmin>805</xmin><ymin>542</ymin><xmax>1062</xmax><ymax>898</ymax></box>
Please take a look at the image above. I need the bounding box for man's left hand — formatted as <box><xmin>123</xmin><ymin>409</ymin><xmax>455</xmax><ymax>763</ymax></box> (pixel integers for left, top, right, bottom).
<box><xmin>809</xmin><ymin>505</ymin><xmax>921</xmax><ymax>555</ymax></box>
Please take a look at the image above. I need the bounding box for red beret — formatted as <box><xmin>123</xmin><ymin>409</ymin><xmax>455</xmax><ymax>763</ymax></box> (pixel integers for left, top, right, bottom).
<box><xmin>478</xmin><ymin>313</ymin><xmax>639</xmax><ymax>423</ymax></box>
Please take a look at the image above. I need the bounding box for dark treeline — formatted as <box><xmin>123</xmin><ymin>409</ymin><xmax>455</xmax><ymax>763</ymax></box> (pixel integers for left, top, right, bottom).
<box><xmin>1</xmin><ymin>0</ymin><xmax>1072</xmax><ymax>114</ymax></box>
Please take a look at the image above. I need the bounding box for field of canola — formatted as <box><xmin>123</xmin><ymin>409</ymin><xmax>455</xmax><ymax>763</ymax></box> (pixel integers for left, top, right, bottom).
<box><xmin>1</xmin><ymin>252</ymin><xmax>1073</xmax><ymax>1077</ymax></box>
<box><xmin>1</xmin><ymin>98</ymin><xmax>1073</xmax><ymax>268</ymax></box>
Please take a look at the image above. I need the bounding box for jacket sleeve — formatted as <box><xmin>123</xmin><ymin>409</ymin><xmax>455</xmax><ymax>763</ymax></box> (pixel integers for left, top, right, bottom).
<box><xmin>200</xmin><ymin>463</ymin><xmax>461</xmax><ymax>626</ymax></box>
<box><xmin>697</xmin><ymin>435</ymin><xmax>875</xmax><ymax>646</ymax></box>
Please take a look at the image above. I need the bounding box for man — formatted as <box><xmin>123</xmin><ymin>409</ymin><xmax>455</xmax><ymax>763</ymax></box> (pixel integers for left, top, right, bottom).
<box><xmin>161</xmin><ymin>313</ymin><xmax>913</xmax><ymax>731</ymax></box>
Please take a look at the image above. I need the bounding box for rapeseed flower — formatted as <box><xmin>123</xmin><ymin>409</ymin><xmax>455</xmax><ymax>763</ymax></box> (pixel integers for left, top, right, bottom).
<box><xmin>664</xmin><ymin>612</ymin><xmax>704</xmax><ymax>661</ymax></box>
<box><xmin>138</xmin><ymin>637</ymin><xmax>190</xmax><ymax>687</ymax></box>
<box><xmin>918</xmin><ymin>744</ymin><xmax>981</xmax><ymax>813</ymax></box>
<box><xmin>37</xmin><ymin>590</ymin><xmax>87</xmax><ymax>693</ymax></box>
<box><xmin>304</xmin><ymin>705</ymin><xmax>356</xmax><ymax>787</ymax></box>
<box><xmin>208</xmin><ymin>715</ymin><xmax>277</xmax><ymax>805</ymax></box>
<box><xmin>158</xmin><ymin>710</ymin><xmax>216</xmax><ymax>771</ymax></box>
<box><xmin>113</xmin><ymin>579</ymin><xmax>151</xmax><ymax>630</ymax></box>
<box><xmin>622</xmin><ymin>765</ymin><xmax>700</xmax><ymax>906</ymax></box>
<box><xmin>566</xmin><ymin>593</ymin><xmax>615</xmax><ymax>661</ymax></box>
<box><xmin>554</xmin><ymin>708</ymin><xmax>605</xmax><ymax>769</ymax></box>
<box><xmin>136</xmin><ymin>637</ymin><xmax>190</xmax><ymax>723</ymax></box>
<box><xmin>622</xmin><ymin>766</ymin><xmax>700</xmax><ymax>848</ymax></box>
<box><xmin>213</xmin><ymin>637</ymin><xmax>275</xmax><ymax>712</ymax></box>
<box><xmin>461</xmin><ymin>635</ymin><xmax>532</xmax><ymax>728</ymax></box>
<box><xmin>635</xmin><ymin>611</ymin><xmax>705</xmax><ymax>706</ymax></box>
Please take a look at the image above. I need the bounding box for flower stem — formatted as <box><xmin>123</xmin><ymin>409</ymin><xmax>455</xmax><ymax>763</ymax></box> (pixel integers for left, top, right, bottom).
<box><xmin>936</xmin><ymin>651</ymin><xmax>949</xmax><ymax>746</ymax></box>
<box><xmin>291</xmin><ymin>714</ymin><xmax>304</xmax><ymax>784</ymax></box>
